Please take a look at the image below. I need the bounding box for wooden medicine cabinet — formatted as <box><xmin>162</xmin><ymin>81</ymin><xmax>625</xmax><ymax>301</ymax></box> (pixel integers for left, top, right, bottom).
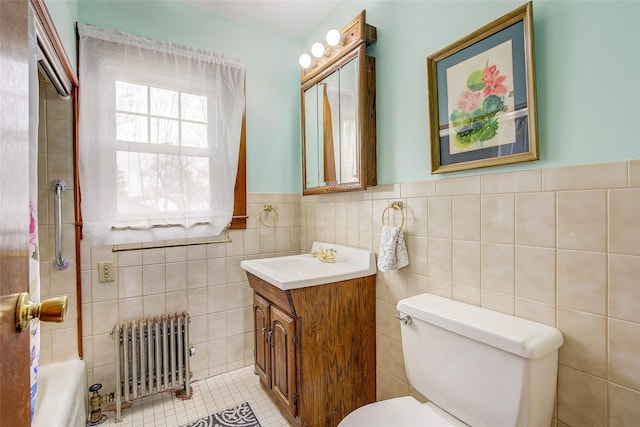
<box><xmin>300</xmin><ymin>11</ymin><xmax>377</xmax><ymax>195</ymax></box>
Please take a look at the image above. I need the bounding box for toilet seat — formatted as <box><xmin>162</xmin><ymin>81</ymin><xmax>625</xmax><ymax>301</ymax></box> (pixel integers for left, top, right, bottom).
<box><xmin>338</xmin><ymin>396</ymin><xmax>467</xmax><ymax>427</ymax></box>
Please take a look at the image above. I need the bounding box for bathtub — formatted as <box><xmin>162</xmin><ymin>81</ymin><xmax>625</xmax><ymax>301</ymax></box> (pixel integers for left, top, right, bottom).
<box><xmin>32</xmin><ymin>359</ymin><xmax>87</xmax><ymax>427</ymax></box>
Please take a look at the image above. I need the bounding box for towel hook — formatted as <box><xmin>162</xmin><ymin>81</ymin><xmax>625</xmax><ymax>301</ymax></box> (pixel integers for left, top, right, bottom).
<box><xmin>259</xmin><ymin>205</ymin><xmax>279</xmax><ymax>228</ymax></box>
<box><xmin>382</xmin><ymin>201</ymin><xmax>405</xmax><ymax>229</ymax></box>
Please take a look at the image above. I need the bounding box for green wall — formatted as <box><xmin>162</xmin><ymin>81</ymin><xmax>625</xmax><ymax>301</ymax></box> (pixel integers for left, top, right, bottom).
<box><xmin>75</xmin><ymin>0</ymin><xmax>303</xmax><ymax>193</ymax></box>
<box><xmin>47</xmin><ymin>0</ymin><xmax>640</xmax><ymax>193</ymax></box>
<box><xmin>304</xmin><ymin>0</ymin><xmax>640</xmax><ymax>184</ymax></box>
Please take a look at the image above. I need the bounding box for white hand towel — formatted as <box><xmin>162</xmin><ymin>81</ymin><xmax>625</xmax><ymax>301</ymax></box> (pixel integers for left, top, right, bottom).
<box><xmin>395</xmin><ymin>229</ymin><xmax>409</xmax><ymax>269</ymax></box>
<box><xmin>378</xmin><ymin>225</ymin><xmax>409</xmax><ymax>272</ymax></box>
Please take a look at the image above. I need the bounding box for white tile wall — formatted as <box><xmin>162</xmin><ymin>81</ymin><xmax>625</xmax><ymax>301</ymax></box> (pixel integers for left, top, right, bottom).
<box><xmin>38</xmin><ymin>75</ymin><xmax>79</xmax><ymax>365</ymax></box>
<box><xmin>81</xmin><ymin>193</ymin><xmax>301</xmax><ymax>394</ymax></box>
<box><xmin>301</xmin><ymin>160</ymin><xmax>640</xmax><ymax>426</ymax></box>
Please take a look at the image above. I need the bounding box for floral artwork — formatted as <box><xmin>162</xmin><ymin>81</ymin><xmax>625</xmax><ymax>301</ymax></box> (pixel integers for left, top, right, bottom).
<box><xmin>427</xmin><ymin>3</ymin><xmax>537</xmax><ymax>174</ymax></box>
<box><xmin>446</xmin><ymin>41</ymin><xmax>515</xmax><ymax>154</ymax></box>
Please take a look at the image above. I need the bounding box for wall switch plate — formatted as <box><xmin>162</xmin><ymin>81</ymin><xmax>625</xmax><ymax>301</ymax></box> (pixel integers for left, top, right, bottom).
<box><xmin>98</xmin><ymin>261</ymin><xmax>114</xmax><ymax>283</ymax></box>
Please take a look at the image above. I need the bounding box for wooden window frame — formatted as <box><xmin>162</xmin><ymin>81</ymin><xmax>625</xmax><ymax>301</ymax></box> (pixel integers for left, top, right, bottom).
<box><xmin>231</xmin><ymin>102</ymin><xmax>247</xmax><ymax>229</ymax></box>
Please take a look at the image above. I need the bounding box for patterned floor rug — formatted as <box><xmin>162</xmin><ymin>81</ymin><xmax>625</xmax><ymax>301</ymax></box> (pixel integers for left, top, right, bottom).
<box><xmin>180</xmin><ymin>402</ymin><xmax>262</xmax><ymax>427</ymax></box>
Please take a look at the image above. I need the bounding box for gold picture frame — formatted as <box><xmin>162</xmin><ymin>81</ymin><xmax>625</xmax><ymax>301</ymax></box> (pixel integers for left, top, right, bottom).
<box><xmin>427</xmin><ymin>2</ymin><xmax>538</xmax><ymax>174</ymax></box>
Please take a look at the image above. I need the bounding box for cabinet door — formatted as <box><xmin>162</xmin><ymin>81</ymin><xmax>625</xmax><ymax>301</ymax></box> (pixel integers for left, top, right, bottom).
<box><xmin>253</xmin><ymin>294</ymin><xmax>271</xmax><ymax>387</ymax></box>
<box><xmin>270</xmin><ymin>305</ymin><xmax>297</xmax><ymax>417</ymax></box>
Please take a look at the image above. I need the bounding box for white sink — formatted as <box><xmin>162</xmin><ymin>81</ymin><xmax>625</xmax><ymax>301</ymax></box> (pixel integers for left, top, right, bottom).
<box><xmin>240</xmin><ymin>242</ymin><xmax>377</xmax><ymax>290</ymax></box>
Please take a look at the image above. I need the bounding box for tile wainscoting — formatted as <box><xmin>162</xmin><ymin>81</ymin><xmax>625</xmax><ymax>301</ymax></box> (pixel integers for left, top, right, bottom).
<box><xmin>80</xmin><ymin>193</ymin><xmax>301</xmax><ymax>393</ymax></box>
<box><xmin>37</xmin><ymin>75</ymin><xmax>79</xmax><ymax>365</ymax></box>
<box><xmin>300</xmin><ymin>159</ymin><xmax>639</xmax><ymax>427</ymax></box>
<box><xmin>47</xmin><ymin>158</ymin><xmax>638</xmax><ymax>426</ymax></box>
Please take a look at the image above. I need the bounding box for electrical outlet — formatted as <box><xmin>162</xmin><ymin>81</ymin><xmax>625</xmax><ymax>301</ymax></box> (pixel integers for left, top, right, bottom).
<box><xmin>98</xmin><ymin>261</ymin><xmax>114</xmax><ymax>283</ymax></box>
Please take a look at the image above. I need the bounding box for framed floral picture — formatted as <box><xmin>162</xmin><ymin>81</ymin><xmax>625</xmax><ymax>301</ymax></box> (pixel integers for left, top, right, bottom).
<box><xmin>427</xmin><ymin>2</ymin><xmax>538</xmax><ymax>174</ymax></box>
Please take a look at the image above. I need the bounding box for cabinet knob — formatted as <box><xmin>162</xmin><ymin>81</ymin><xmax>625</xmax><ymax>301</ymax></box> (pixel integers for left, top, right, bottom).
<box><xmin>15</xmin><ymin>292</ymin><xmax>67</xmax><ymax>332</ymax></box>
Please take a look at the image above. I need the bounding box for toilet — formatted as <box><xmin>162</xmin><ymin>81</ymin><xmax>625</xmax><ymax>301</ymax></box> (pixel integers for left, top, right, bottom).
<box><xmin>339</xmin><ymin>293</ymin><xmax>564</xmax><ymax>427</ymax></box>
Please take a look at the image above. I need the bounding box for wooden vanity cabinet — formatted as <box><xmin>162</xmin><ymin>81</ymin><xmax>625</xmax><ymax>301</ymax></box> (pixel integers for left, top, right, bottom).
<box><xmin>247</xmin><ymin>272</ymin><xmax>376</xmax><ymax>427</ymax></box>
<box><xmin>253</xmin><ymin>294</ymin><xmax>270</xmax><ymax>386</ymax></box>
<box><xmin>253</xmin><ymin>293</ymin><xmax>298</xmax><ymax>416</ymax></box>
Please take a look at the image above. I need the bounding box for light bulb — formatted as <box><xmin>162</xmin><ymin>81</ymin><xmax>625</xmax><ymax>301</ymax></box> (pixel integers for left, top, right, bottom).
<box><xmin>299</xmin><ymin>53</ymin><xmax>312</xmax><ymax>69</ymax></box>
<box><xmin>325</xmin><ymin>29</ymin><xmax>342</xmax><ymax>47</ymax></box>
<box><xmin>311</xmin><ymin>42</ymin><xmax>326</xmax><ymax>58</ymax></box>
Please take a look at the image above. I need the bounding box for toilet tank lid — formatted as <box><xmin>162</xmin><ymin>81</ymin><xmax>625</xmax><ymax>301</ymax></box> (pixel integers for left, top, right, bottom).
<box><xmin>397</xmin><ymin>294</ymin><xmax>564</xmax><ymax>359</ymax></box>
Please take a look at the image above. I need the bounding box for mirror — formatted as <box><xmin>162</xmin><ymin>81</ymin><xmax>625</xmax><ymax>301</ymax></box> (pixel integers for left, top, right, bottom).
<box><xmin>300</xmin><ymin>12</ymin><xmax>377</xmax><ymax>196</ymax></box>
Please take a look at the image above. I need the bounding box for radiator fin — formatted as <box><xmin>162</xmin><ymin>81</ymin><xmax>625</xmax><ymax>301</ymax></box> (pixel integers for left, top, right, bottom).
<box><xmin>112</xmin><ymin>312</ymin><xmax>192</xmax><ymax>422</ymax></box>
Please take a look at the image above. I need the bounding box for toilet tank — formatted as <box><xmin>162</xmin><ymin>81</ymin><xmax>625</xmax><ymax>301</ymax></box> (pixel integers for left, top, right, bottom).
<box><xmin>397</xmin><ymin>294</ymin><xmax>563</xmax><ymax>427</ymax></box>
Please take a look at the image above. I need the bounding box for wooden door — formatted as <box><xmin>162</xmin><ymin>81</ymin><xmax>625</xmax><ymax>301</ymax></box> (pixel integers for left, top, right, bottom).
<box><xmin>253</xmin><ymin>294</ymin><xmax>271</xmax><ymax>387</ymax></box>
<box><xmin>270</xmin><ymin>305</ymin><xmax>297</xmax><ymax>417</ymax></box>
<box><xmin>0</xmin><ymin>0</ymin><xmax>33</xmax><ymax>425</ymax></box>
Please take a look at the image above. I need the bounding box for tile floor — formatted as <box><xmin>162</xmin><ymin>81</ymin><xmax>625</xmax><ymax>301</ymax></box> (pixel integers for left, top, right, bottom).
<box><xmin>100</xmin><ymin>366</ymin><xmax>291</xmax><ymax>427</ymax></box>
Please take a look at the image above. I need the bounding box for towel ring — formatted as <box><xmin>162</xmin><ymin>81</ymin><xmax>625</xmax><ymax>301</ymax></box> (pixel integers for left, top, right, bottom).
<box><xmin>382</xmin><ymin>201</ymin><xmax>405</xmax><ymax>229</ymax></box>
<box><xmin>259</xmin><ymin>205</ymin><xmax>278</xmax><ymax>228</ymax></box>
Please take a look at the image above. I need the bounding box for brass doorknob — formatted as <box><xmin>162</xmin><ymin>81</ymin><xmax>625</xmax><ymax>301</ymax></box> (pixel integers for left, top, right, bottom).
<box><xmin>15</xmin><ymin>292</ymin><xmax>67</xmax><ymax>332</ymax></box>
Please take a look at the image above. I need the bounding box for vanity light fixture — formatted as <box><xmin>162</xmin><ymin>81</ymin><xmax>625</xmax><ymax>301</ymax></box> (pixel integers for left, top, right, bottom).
<box><xmin>298</xmin><ymin>53</ymin><xmax>314</xmax><ymax>69</ymax></box>
<box><xmin>311</xmin><ymin>41</ymin><xmax>328</xmax><ymax>58</ymax></box>
<box><xmin>325</xmin><ymin>29</ymin><xmax>344</xmax><ymax>47</ymax></box>
<box><xmin>298</xmin><ymin>11</ymin><xmax>376</xmax><ymax>75</ymax></box>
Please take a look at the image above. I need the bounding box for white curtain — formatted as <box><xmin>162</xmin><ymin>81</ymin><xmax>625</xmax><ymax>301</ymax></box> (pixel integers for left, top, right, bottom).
<box><xmin>78</xmin><ymin>23</ymin><xmax>245</xmax><ymax>245</ymax></box>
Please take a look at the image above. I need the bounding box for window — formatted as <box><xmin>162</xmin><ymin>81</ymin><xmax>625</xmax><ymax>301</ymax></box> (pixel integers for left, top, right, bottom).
<box><xmin>115</xmin><ymin>81</ymin><xmax>212</xmax><ymax>217</ymax></box>
<box><xmin>78</xmin><ymin>23</ymin><xmax>246</xmax><ymax>245</ymax></box>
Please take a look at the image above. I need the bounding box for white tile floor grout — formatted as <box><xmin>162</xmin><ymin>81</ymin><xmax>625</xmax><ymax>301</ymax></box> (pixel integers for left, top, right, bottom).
<box><xmin>101</xmin><ymin>366</ymin><xmax>291</xmax><ymax>427</ymax></box>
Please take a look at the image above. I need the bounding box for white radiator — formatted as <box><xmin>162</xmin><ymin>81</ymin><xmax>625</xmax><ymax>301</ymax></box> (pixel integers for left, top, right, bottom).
<box><xmin>111</xmin><ymin>312</ymin><xmax>193</xmax><ymax>422</ymax></box>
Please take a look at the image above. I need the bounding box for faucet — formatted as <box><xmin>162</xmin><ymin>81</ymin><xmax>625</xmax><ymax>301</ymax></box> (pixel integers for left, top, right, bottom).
<box><xmin>312</xmin><ymin>246</ymin><xmax>337</xmax><ymax>263</ymax></box>
<box><xmin>88</xmin><ymin>383</ymin><xmax>112</xmax><ymax>425</ymax></box>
